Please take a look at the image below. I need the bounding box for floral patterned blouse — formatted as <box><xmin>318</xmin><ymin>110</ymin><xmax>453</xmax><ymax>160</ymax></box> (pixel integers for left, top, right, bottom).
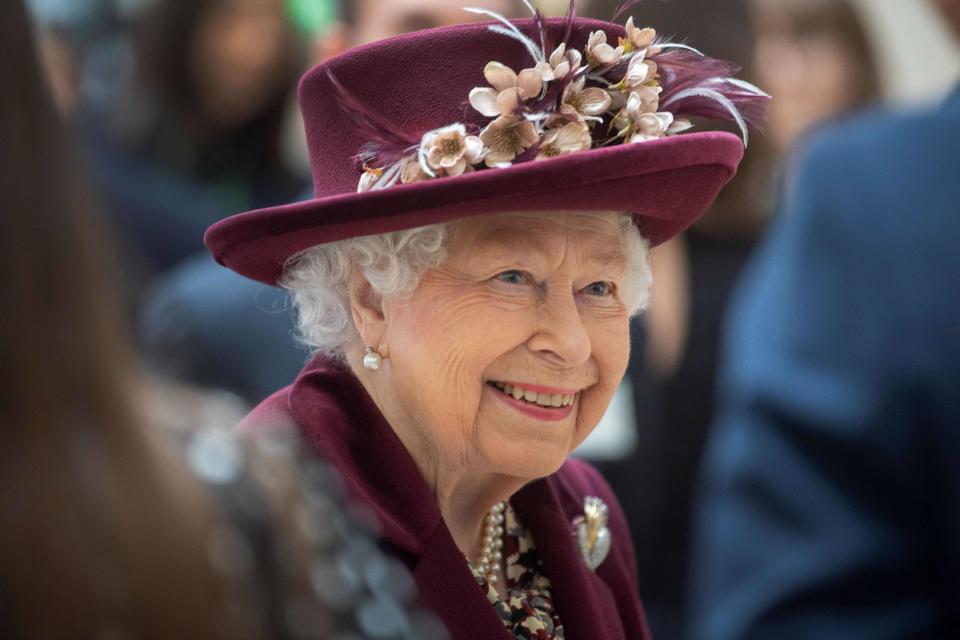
<box><xmin>469</xmin><ymin>503</ymin><xmax>566</xmax><ymax>639</ymax></box>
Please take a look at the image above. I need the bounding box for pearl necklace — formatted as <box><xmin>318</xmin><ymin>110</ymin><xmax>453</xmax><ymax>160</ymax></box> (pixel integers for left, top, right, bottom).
<box><xmin>472</xmin><ymin>501</ymin><xmax>506</xmax><ymax>584</ymax></box>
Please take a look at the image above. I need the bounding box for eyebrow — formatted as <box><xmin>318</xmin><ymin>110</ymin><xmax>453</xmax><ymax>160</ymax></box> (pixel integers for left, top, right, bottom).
<box><xmin>588</xmin><ymin>248</ymin><xmax>628</xmax><ymax>271</ymax></box>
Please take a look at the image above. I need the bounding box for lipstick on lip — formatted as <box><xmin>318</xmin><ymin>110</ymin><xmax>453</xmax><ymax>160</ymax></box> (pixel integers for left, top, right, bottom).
<box><xmin>487</xmin><ymin>380</ymin><xmax>579</xmax><ymax>422</ymax></box>
<box><xmin>493</xmin><ymin>387</ymin><xmax>576</xmax><ymax>421</ymax></box>
<box><xmin>497</xmin><ymin>380</ymin><xmax>580</xmax><ymax>395</ymax></box>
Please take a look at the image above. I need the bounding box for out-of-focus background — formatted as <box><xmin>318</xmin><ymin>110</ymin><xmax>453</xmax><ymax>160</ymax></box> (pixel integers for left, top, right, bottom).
<box><xmin>14</xmin><ymin>0</ymin><xmax>960</xmax><ymax>637</ymax></box>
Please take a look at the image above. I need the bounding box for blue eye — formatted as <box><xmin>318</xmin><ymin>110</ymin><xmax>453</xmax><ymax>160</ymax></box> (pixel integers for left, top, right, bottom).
<box><xmin>584</xmin><ymin>281</ymin><xmax>613</xmax><ymax>296</ymax></box>
<box><xmin>495</xmin><ymin>270</ymin><xmax>528</xmax><ymax>285</ymax></box>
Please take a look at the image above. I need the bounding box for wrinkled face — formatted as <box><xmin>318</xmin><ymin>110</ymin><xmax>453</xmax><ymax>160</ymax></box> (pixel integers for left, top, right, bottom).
<box><xmin>380</xmin><ymin>211</ymin><xmax>632</xmax><ymax>481</ymax></box>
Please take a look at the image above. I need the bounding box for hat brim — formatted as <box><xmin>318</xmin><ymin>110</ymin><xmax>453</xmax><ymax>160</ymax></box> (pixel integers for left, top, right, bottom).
<box><xmin>204</xmin><ymin>130</ymin><xmax>743</xmax><ymax>286</ymax></box>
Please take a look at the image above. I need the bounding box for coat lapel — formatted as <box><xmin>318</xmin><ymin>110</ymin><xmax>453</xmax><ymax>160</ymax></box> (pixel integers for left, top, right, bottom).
<box><xmin>413</xmin><ymin>522</ymin><xmax>513</xmax><ymax>639</ymax></box>
<box><xmin>514</xmin><ymin>479</ymin><xmax>627</xmax><ymax>640</ymax></box>
<box><xmin>288</xmin><ymin>357</ymin><xmax>511</xmax><ymax>637</ymax></box>
<box><xmin>288</xmin><ymin>357</ymin><xmax>440</xmax><ymax>557</ymax></box>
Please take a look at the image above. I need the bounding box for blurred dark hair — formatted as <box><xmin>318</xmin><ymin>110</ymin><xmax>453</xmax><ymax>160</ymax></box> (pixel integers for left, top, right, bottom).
<box><xmin>751</xmin><ymin>0</ymin><xmax>880</xmax><ymax>108</ymax></box>
<box><xmin>0</xmin><ymin>1</ymin><xmax>228</xmax><ymax>636</ymax></box>
<box><xmin>124</xmin><ymin>0</ymin><xmax>303</xmax><ymax>161</ymax></box>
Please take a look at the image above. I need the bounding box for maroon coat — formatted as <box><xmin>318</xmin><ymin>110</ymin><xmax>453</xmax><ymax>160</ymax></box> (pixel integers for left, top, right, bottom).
<box><xmin>239</xmin><ymin>356</ymin><xmax>652</xmax><ymax>639</ymax></box>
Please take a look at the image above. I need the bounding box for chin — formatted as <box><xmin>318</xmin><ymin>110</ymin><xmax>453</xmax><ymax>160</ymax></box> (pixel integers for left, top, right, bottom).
<box><xmin>484</xmin><ymin>445</ymin><xmax>569</xmax><ymax>481</ymax></box>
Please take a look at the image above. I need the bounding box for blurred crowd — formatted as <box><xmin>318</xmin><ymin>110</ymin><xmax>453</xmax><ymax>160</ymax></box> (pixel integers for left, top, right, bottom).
<box><xmin>4</xmin><ymin>0</ymin><xmax>959</xmax><ymax>638</ymax></box>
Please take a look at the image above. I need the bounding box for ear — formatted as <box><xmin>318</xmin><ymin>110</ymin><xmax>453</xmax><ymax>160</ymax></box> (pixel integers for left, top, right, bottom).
<box><xmin>348</xmin><ymin>274</ymin><xmax>388</xmax><ymax>356</ymax></box>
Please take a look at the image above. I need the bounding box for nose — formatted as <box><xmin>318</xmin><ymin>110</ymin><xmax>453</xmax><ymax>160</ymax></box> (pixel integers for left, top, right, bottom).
<box><xmin>527</xmin><ymin>288</ymin><xmax>592</xmax><ymax>367</ymax></box>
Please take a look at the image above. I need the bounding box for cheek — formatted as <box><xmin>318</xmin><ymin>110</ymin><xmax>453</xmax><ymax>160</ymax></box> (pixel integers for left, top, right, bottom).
<box><xmin>384</xmin><ymin>290</ymin><xmax>533</xmax><ymax>448</ymax></box>
<box><xmin>574</xmin><ymin>317</ymin><xmax>630</xmax><ymax>443</ymax></box>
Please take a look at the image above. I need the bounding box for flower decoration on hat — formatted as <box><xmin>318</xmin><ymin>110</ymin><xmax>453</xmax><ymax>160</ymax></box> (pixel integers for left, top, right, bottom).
<box><xmin>338</xmin><ymin>0</ymin><xmax>770</xmax><ymax>193</ymax></box>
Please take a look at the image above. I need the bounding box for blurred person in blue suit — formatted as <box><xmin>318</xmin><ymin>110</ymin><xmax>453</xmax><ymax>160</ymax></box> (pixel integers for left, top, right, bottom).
<box><xmin>689</xmin><ymin>0</ymin><xmax>960</xmax><ymax>637</ymax></box>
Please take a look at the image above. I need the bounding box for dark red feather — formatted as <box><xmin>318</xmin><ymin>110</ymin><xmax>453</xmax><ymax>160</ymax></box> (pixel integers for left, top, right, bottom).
<box><xmin>325</xmin><ymin>69</ymin><xmax>420</xmax><ymax>168</ymax></box>
<box><xmin>556</xmin><ymin>0</ymin><xmax>576</xmax><ymax>53</ymax></box>
<box><xmin>532</xmin><ymin>4</ymin><xmax>547</xmax><ymax>57</ymax></box>
<box><xmin>612</xmin><ymin>0</ymin><xmax>645</xmax><ymax>22</ymax></box>
<box><xmin>652</xmin><ymin>47</ymin><xmax>740</xmax><ymax>101</ymax></box>
<box><xmin>667</xmin><ymin>80</ymin><xmax>770</xmax><ymax>132</ymax></box>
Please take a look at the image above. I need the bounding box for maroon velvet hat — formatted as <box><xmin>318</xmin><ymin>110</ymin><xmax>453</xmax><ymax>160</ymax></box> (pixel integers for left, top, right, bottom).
<box><xmin>205</xmin><ymin>13</ymin><xmax>767</xmax><ymax>286</ymax></box>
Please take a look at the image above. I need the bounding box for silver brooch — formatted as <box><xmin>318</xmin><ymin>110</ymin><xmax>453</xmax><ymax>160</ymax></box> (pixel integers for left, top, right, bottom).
<box><xmin>575</xmin><ymin>496</ymin><xmax>611</xmax><ymax>571</ymax></box>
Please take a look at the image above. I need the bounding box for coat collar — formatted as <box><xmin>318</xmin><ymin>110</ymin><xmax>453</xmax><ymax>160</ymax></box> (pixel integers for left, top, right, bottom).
<box><xmin>288</xmin><ymin>355</ymin><xmax>441</xmax><ymax>556</ymax></box>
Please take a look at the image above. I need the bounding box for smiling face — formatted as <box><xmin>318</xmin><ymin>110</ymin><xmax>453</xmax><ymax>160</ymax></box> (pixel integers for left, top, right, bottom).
<box><xmin>373</xmin><ymin>211</ymin><xmax>633</xmax><ymax>482</ymax></box>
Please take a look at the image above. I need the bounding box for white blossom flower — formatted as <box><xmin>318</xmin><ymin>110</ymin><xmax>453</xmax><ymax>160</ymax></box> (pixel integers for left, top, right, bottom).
<box><xmin>556</xmin><ymin>76</ymin><xmax>612</xmax><ymax>124</ymax></box>
<box><xmin>400</xmin><ymin>157</ymin><xmax>430</xmax><ymax>184</ymax></box>
<box><xmin>628</xmin><ymin>112</ymin><xmax>675</xmax><ymax>142</ymax></box>
<box><xmin>585</xmin><ymin>30</ymin><xmax>624</xmax><ymax>67</ymax></box>
<box><xmin>469</xmin><ymin>61</ymin><xmax>544</xmax><ymax>118</ymax></box>
<box><xmin>612</xmin><ymin>86</ymin><xmax>660</xmax><ymax>132</ymax></box>
<box><xmin>357</xmin><ymin>167</ymin><xmax>383</xmax><ymax>192</ymax></box>
<box><xmin>479</xmin><ymin>115</ymin><xmax>539</xmax><ymax>166</ymax></box>
<box><xmin>533</xmin><ymin>43</ymin><xmax>584</xmax><ymax>81</ymax></box>
<box><xmin>420</xmin><ymin>124</ymin><xmax>485</xmax><ymax>177</ymax></box>
<box><xmin>604</xmin><ymin>47</ymin><xmax>660</xmax><ymax>114</ymax></box>
<box><xmin>621</xmin><ymin>18</ymin><xmax>658</xmax><ymax>54</ymax></box>
<box><xmin>612</xmin><ymin>87</ymin><xmax>687</xmax><ymax>143</ymax></box>
<box><xmin>666</xmin><ymin>117</ymin><xmax>693</xmax><ymax>135</ymax></box>
<box><xmin>536</xmin><ymin>122</ymin><xmax>592</xmax><ymax>159</ymax></box>
<box><xmin>622</xmin><ymin>52</ymin><xmax>658</xmax><ymax>91</ymax></box>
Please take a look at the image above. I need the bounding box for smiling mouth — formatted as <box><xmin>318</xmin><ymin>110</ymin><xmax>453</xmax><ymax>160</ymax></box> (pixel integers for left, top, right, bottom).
<box><xmin>488</xmin><ymin>381</ymin><xmax>577</xmax><ymax>408</ymax></box>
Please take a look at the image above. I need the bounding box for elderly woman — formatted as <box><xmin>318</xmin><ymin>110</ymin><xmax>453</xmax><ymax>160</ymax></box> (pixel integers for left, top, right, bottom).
<box><xmin>205</xmin><ymin>4</ymin><xmax>766</xmax><ymax>638</ymax></box>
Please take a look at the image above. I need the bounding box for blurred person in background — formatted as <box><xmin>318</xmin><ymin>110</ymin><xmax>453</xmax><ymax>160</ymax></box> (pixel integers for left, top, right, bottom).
<box><xmin>569</xmin><ymin>1</ymin><xmax>881</xmax><ymax>638</ymax></box>
<box><xmin>690</xmin><ymin>0</ymin><xmax>960</xmax><ymax>637</ymax></box>
<box><xmin>27</xmin><ymin>3</ymin><xmax>309</xmax><ymax>402</ymax></box>
<box><xmin>1</xmin><ymin>2</ymin><xmax>444</xmax><ymax>637</ymax></box>
<box><xmin>138</xmin><ymin>0</ymin><xmax>514</xmax><ymax>407</ymax></box>
<box><xmin>751</xmin><ymin>0</ymin><xmax>880</xmax><ymax>158</ymax></box>
<box><xmin>27</xmin><ymin>0</ymin><xmax>135</xmax><ymax>121</ymax></box>
<box><xmin>99</xmin><ymin>0</ymin><xmax>315</xmax><ymax>406</ymax></box>
<box><xmin>89</xmin><ymin>0</ymin><xmax>307</xmax><ymax>279</ymax></box>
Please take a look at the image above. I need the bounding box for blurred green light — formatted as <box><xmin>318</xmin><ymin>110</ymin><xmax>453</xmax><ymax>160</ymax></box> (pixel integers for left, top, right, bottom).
<box><xmin>286</xmin><ymin>0</ymin><xmax>336</xmax><ymax>34</ymax></box>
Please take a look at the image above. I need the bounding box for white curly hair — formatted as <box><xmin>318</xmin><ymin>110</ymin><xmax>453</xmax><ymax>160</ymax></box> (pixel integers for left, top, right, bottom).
<box><xmin>280</xmin><ymin>213</ymin><xmax>652</xmax><ymax>359</ymax></box>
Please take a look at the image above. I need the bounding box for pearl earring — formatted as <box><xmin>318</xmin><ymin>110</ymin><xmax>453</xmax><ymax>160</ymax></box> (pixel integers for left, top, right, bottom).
<box><xmin>363</xmin><ymin>346</ymin><xmax>383</xmax><ymax>371</ymax></box>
